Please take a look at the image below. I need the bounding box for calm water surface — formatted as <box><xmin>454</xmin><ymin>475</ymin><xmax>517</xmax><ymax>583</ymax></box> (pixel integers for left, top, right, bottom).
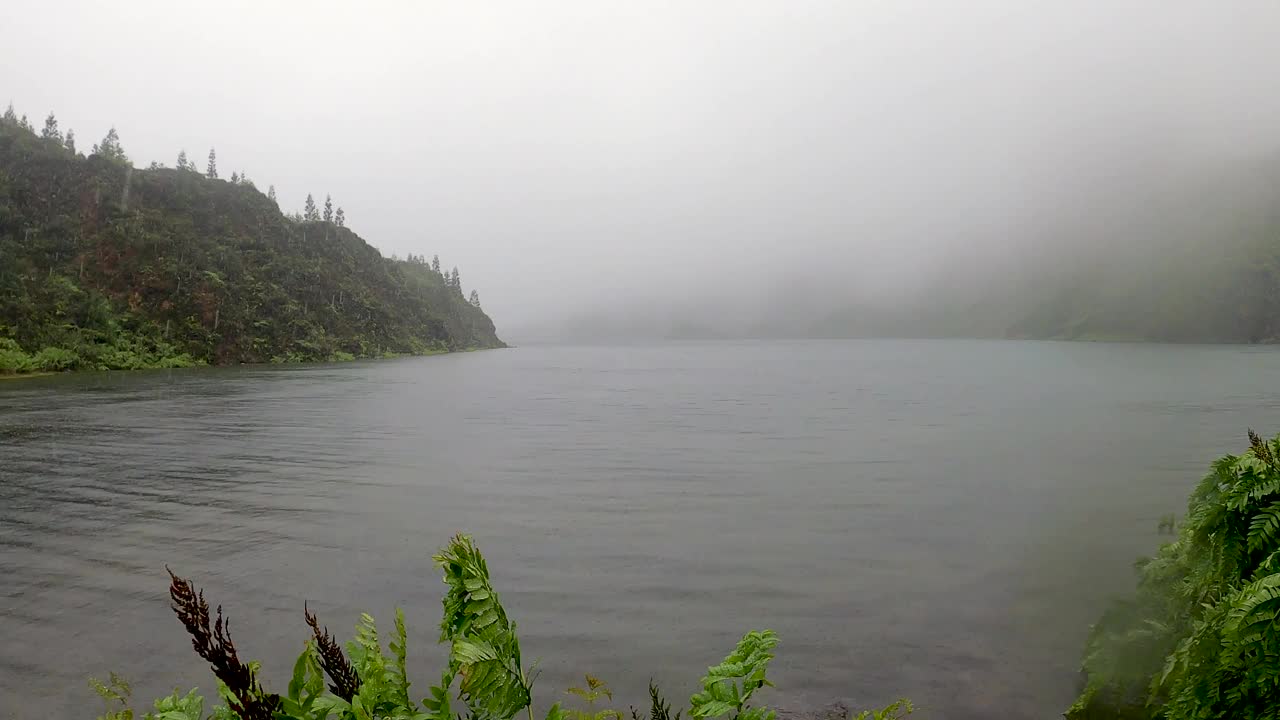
<box><xmin>3</xmin><ymin>340</ymin><xmax>1279</xmax><ymax>719</ymax></box>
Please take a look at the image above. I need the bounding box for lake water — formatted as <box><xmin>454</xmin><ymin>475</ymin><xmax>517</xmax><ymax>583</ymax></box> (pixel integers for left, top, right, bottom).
<box><xmin>3</xmin><ymin>340</ymin><xmax>1280</xmax><ymax>719</ymax></box>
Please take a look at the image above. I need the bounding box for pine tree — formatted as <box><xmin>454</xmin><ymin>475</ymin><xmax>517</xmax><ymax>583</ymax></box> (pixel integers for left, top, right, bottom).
<box><xmin>335</xmin><ymin>207</ymin><xmax>345</xmax><ymax>227</ymax></box>
<box><xmin>323</xmin><ymin>194</ymin><xmax>333</xmax><ymax>223</ymax></box>
<box><xmin>176</xmin><ymin>149</ymin><xmax>189</xmax><ymax>170</ymax></box>
<box><xmin>206</xmin><ymin>148</ymin><xmax>218</xmax><ymax>179</ymax></box>
<box><xmin>469</xmin><ymin>289</ymin><xmax>481</xmax><ymax>307</ymax></box>
<box><xmin>451</xmin><ymin>267</ymin><xmax>461</xmax><ymax>291</ymax></box>
<box><xmin>432</xmin><ymin>255</ymin><xmax>441</xmax><ymax>274</ymax></box>
<box><xmin>1</xmin><ymin>103</ymin><xmax>15</xmax><ymax>123</ymax></box>
<box><xmin>267</xmin><ymin>185</ymin><xmax>277</xmax><ymax>203</ymax></box>
<box><xmin>148</xmin><ymin>161</ymin><xmax>163</xmax><ymax>169</ymax></box>
<box><xmin>92</xmin><ymin>127</ymin><xmax>127</xmax><ymax>162</ymax></box>
<box><xmin>230</xmin><ymin>171</ymin><xmax>240</xmax><ymax>184</ymax></box>
<box><xmin>304</xmin><ymin>194</ymin><xmax>319</xmax><ymax>221</ymax></box>
<box><xmin>63</xmin><ymin>129</ymin><xmax>76</xmax><ymax>154</ymax></box>
<box><xmin>41</xmin><ymin>113</ymin><xmax>61</xmax><ymax>142</ymax></box>
<box><xmin>18</xmin><ymin>114</ymin><xmax>32</xmax><ymax>132</ymax></box>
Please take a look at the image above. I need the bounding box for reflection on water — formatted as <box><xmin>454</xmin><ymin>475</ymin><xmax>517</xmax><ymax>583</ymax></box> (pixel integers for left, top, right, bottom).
<box><xmin>3</xmin><ymin>341</ymin><xmax>1279</xmax><ymax>720</ymax></box>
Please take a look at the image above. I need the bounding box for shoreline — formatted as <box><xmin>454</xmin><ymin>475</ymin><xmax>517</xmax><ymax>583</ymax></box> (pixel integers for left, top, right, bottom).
<box><xmin>0</xmin><ymin>371</ymin><xmax>56</xmax><ymax>381</ymax></box>
<box><xmin>0</xmin><ymin>345</ymin><xmax>507</xmax><ymax>381</ymax></box>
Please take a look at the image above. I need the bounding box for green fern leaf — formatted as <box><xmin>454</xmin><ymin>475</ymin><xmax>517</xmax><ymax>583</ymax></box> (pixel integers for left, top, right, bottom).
<box><xmin>433</xmin><ymin>534</ymin><xmax>532</xmax><ymax>720</ymax></box>
<box><xmin>388</xmin><ymin>607</ymin><xmax>413</xmax><ymax>709</ymax></box>
<box><xmin>690</xmin><ymin>631</ymin><xmax>777</xmax><ymax>720</ymax></box>
<box><xmin>1249</xmin><ymin>501</ymin><xmax>1280</xmax><ymax>552</ymax></box>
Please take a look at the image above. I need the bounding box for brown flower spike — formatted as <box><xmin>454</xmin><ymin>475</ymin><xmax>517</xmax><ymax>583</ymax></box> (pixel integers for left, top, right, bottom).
<box><xmin>304</xmin><ymin>602</ymin><xmax>362</xmax><ymax>701</ymax></box>
<box><xmin>1250</xmin><ymin>429</ymin><xmax>1277</xmax><ymax>469</ymax></box>
<box><xmin>167</xmin><ymin>568</ymin><xmax>280</xmax><ymax>720</ymax></box>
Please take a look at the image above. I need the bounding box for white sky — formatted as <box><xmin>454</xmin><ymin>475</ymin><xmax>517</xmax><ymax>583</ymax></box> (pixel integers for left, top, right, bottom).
<box><xmin>4</xmin><ymin>1</ymin><xmax>1280</xmax><ymax>339</ymax></box>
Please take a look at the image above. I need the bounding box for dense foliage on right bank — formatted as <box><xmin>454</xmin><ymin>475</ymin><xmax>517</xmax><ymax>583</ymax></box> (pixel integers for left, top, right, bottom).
<box><xmin>1069</xmin><ymin>430</ymin><xmax>1280</xmax><ymax>719</ymax></box>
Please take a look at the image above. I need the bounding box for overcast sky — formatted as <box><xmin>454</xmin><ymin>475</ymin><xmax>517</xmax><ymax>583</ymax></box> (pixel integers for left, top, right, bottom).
<box><xmin>4</xmin><ymin>1</ymin><xmax>1280</xmax><ymax>339</ymax></box>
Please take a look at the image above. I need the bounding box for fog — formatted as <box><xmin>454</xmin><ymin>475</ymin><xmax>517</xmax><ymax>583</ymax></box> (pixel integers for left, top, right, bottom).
<box><xmin>4</xmin><ymin>1</ymin><xmax>1280</xmax><ymax>341</ymax></box>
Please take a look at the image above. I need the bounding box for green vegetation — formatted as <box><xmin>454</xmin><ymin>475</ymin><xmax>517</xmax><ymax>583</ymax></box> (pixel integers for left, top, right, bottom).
<box><xmin>565</xmin><ymin>676</ymin><xmax>623</xmax><ymax>720</ymax></box>
<box><xmin>1069</xmin><ymin>430</ymin><xmax>1280</xmax><ymax>719</ymax></box>
<box><xmin>689</xmin><ymin>631</ymin><xmax>778</xmax><ymax>720</ymax></box>
<box><xmin>96</xmin><ymin>534</ymin><xmax>912</xmax><ymax>720</ymax></box>
<box><xmin>0</xmin><ymin>107</ymin><xmax>503</xmax><ymax>375</ymax></box>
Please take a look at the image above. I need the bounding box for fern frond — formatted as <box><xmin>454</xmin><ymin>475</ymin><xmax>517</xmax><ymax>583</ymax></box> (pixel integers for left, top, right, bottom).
<box><xmin>1256</xmin><ymin>547</ymin><xmax>1280</xmax><ymax>577</ymax></box>
<box><xmin>279</xmin><ymin>641</ymin><xmax>327</xmax><ymax>719</ymax></box>
<box><xmin>1249</xmin><ymin>501</ymin><xmax>1280</xmax><ymax>553</ymax></box>
<box><xmin>388</xmin><ymin>607</ymin><xmax>412</xmax><ymax>708</ymax></box>
<box><xmin>1224</xmin><ymin>455</ymin><xmax>1280</xmax><ymax>512</ymax></box>
<box><xmin>567</xmin><ymin>674</ymin><xmax>613</xmax><ymax>704</ymax></box>
<box><xmin>852</xmin><ymin>699</ymin><xmax>914</xmax><ymax>720</ymax></box>
<box><xmin>421</xmin><ymin>668</ymin><xmax>457</xmax><ymax>720</ymax></box>
<box><xmin>690</xmin><ymin>631</ymin><xmax>778</xmax><ymax>720</ymax></box>
<box><xmin>434</xmin><ymin>534</ymin><xmax>532</xmax><ymax>720</ymax></box>
<box><xmin>1227</xmin><ymin>574</ymin><xmax>1280</xmax><ymax>634</ymax></box>
<box><xmin>346</xmin><ymin>613</ymin><xmax>390</xmax><ymax>706</ymax></box>
<box><xmin>646</xmin><ymin>682</ymin><xmax>681</xmax><ymax>720</ymax></box>
<box><xmin>147</xmin><ymin>688</ymin><xmax>205</xmax><ymax>720</ymax></box>
<box><xmin>90</xmin><ymin>673</ymin><xmax>134</xmax><ymax>720</ymax></box>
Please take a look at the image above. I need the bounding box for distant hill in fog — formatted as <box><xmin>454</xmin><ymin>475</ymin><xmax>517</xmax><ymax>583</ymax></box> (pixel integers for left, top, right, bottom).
<box><xmin>545</xmin><ymin>151</ymin><xmax>1280</xmax><ymax>346</ymax></box>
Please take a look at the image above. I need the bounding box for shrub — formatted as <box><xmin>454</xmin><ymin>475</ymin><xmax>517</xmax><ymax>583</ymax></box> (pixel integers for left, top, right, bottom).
<box><xmin>0</xmin><ymin>337</ymin><xmax>34</xmax><ymax>372</ymax></box>
<box><xmin>32</xmin><ymin>345</ymin><xmax>80</xmax><ymax>371</ymax></box>
<box><xmin>154</xmin><ymin>353</ymin><xmax>200</xmax><ymax>369</ymax></box>
<box><xmin>1068</xmin><ymin>430</ymin><xmax>1280</xmax><ymax>719</ymax></box>
<box><xmin>690</xmin><ymin>631</ymin><xmax>778</xmax><ymax>720</ymax></box>
<box><xmin>566</xmin><ymin>676</ymin><xmax>623</xmax><ymax>720</ymax></box>
<box><xmin>104</xmin><ymin>534</ymin><xmax>914</xmax><ymax>720</ymax></box>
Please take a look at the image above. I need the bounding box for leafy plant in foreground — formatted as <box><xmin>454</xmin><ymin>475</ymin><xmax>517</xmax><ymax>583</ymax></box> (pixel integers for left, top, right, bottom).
<box><xmin>304</xmin><ymin>604</ymin><xmax>360</xmax><ymax>701</ymax></box>
<box><xmin>565</xmin><ymin>675</ymin><xmax>623</xmax><ymax>720</ymax></box>
<box><xmin>851</xmin><ymin>699</ymin><xmax>914</xmax><ymax>720</ymax></box>
<box><xmin>133</xmin><ymin>534</ymin><xmax>911</xmax><ymax>720</ymax></box>
<box><xmin>91</xmin><ymin>672</ymin><xmax>135</xmax><ymax>720</ymax></box>
<box><xmin>346</xmin><ymin>609</ymin><xmax>421</xmax><ymax>719</ymax></box>
<box><xmin>147</xmin><ymin>688</ymin><xmax>207</xmax><ymax>720</ymax></box>
<box><xmin>168</xmin><ymin>569</ymin><xmax>279</xmax><ymax>720</ymax></box>
<box><xmin>631</xmin><ymin>682</ymin><xmax>681</xmax><ymax>720</ymax></box>
<box><xmin>689</xmin><ymin>630</ymin><xmax>778</xmax><ymax>720</ymax></box>
<box><xmin>432</xmin><ymin>533</ymin><xmax>540</xmax><ymax>720</ymax></box>
<box><xmin>1068</xmin><ymin>429</ymin><xmax>1280</xmax><ymax>719</ymax></box>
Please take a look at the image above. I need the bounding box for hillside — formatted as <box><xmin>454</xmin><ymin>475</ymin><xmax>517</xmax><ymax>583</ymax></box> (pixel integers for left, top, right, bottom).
<box><xmin>0</xmin><ymin>115</ymin><xmax>503</xmax><ymax>373</ymax></box>
<box><xmin>789</xmin><ymin>156</ymin><xmax>1280</xmax><ymax>344</ymax></box>
<box><xmin>1000</xmin><ymin>157</ymin><xmax>1280</xmax><ymax>343</ymax></box>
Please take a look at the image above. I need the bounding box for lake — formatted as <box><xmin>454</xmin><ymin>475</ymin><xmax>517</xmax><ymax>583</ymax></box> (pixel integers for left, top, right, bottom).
<box><xmin>3</xmin><ymin>340</ymin><xmax>1279</xmax><ymax>719</ymax></box>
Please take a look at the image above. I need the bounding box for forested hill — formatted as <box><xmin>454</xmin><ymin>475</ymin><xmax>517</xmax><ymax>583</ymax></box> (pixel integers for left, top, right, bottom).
<box><xmin>0</xmin><ymin>112</ymin><xmax>503</xmax><ymax>373</ymax></box>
